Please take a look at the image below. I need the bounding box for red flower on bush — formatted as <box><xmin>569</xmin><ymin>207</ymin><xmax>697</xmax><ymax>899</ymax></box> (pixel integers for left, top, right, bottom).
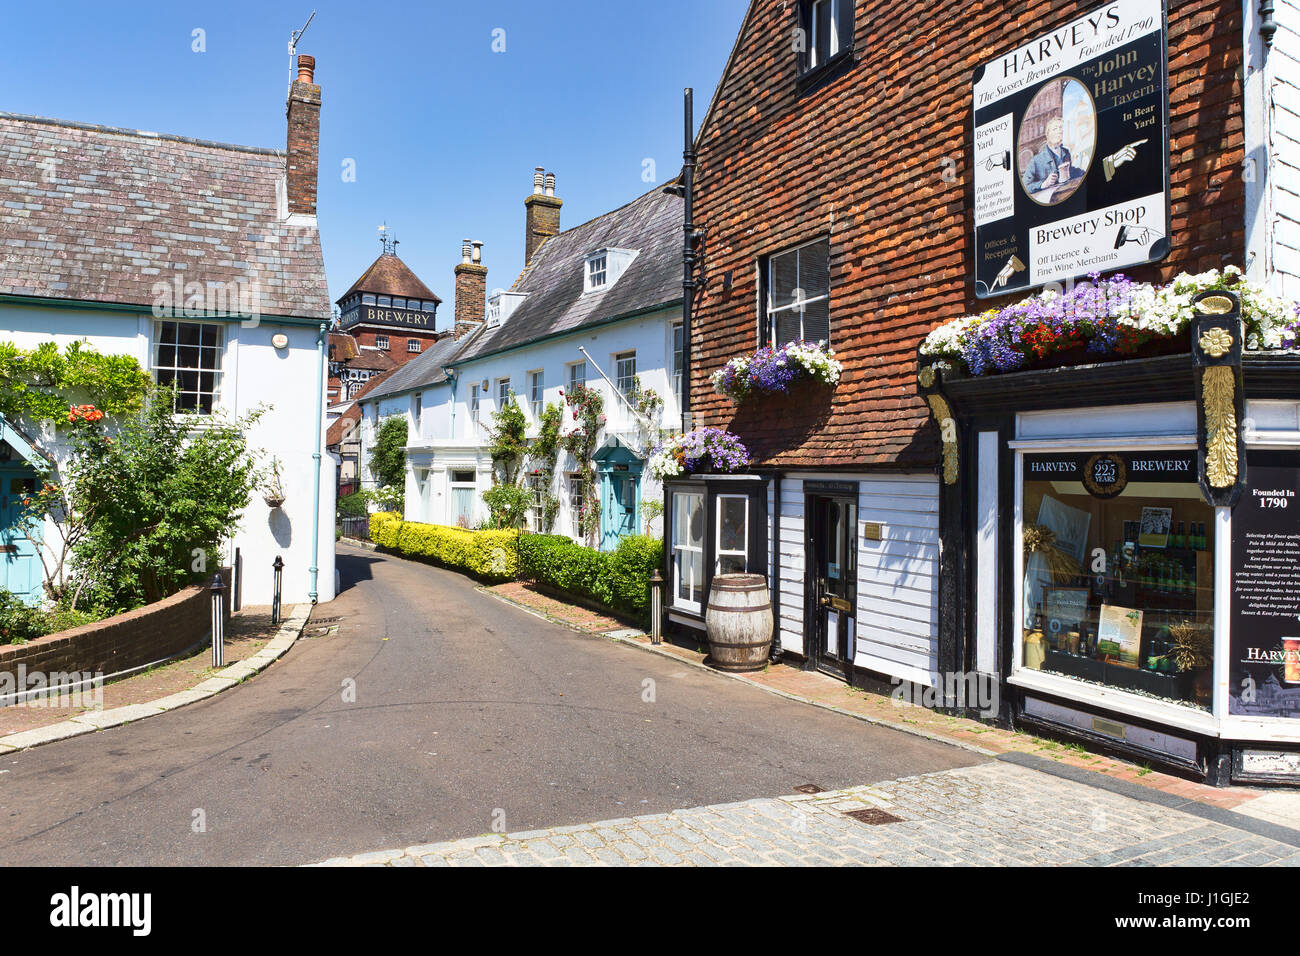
<box><xmin>67</xmin><ymin>404</ymin><xmax>105</xmax><ymax>424</ymax></box>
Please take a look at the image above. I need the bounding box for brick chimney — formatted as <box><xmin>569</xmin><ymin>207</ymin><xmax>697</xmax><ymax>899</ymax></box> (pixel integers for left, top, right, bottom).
<box><xmin>286</xmin><ymin>54</ymin><xmax>322</xmax><ymax>217</ymax></box>
<box><xmin>454</xmin><ymin>238</ymin><xmax>488</xmax><ymax>340</ymax></box>
<box><xmin>524</xmin><ymin>167</ymin><xmax>562</xmax><ymax>264</ymax></box>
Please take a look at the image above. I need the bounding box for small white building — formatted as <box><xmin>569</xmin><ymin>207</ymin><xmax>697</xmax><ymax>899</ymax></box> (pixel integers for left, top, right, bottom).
<box><xmin>360</xmin><ymin>177</ymin><xmax>684</xmax><ymax>550</ymax></box>
<box><xmin>0</xmin><ymin>55</ymin><xmax>336</xmax><ymax>607</ymax></box>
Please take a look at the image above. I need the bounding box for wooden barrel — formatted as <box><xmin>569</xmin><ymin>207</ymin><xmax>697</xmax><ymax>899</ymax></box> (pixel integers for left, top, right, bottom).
<box><xmin>705</xmin><ymin>573</ymin><xmax>774</xmax><ymax>673</ymax></box>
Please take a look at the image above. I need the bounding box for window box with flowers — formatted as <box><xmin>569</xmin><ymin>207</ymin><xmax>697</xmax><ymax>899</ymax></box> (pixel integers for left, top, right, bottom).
<box><xmin>712</xmin><ymin>341</ymin><xmax>843</xmax><ymax>404</ymax></box>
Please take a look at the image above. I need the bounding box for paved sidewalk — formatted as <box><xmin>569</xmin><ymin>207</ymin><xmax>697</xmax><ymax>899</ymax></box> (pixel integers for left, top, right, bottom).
<box><xmin>312</xmin><ymin>760</ymin><xmax>1300</xmax><ymax>867</ymax></box>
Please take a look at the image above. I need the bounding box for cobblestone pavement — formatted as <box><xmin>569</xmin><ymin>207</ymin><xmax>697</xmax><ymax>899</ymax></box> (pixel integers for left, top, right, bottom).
<box><xmin>313</xmin><ymin>760</ymin><xmax>1300</xmax><ymax>867</ymax></box>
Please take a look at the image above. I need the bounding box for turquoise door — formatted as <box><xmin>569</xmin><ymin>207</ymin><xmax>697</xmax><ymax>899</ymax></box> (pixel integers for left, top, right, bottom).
<box><xmin>599</xmin><ymin>471</ymin><xmax>639</xmax><ymax>551</ymax></box>
<box><xmin>0</xmin><ymin>468</ymin><xmax>42</xmax><ymax>604</ymax></box>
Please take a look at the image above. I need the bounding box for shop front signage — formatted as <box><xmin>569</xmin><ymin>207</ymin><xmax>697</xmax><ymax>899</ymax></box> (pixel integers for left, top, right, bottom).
<box><xmin>972</xmin><ymin>0</ymin><xmax>1170</xmax><ymax>296</ymax></box>
<box><xmin>352</xmin><ymin>304</ymin><xmax>436</xmax><ymax>329</ymax></box>
<box><xmin>1024</xmin><ymin>451</ymin><xmax>1192</xmax><ymax>498</ymax></box>
<box><xmin>1229</xmin><ymin>450</ymin><xmax>1300</xmax><ymax>719</ymax></box>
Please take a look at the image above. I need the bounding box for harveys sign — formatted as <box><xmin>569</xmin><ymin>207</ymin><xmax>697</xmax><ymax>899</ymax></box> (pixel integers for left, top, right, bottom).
<box><xmin>1025</xmin><ymin>451</ymin><xmax>1194</xmax><ymax>498</ymax></box>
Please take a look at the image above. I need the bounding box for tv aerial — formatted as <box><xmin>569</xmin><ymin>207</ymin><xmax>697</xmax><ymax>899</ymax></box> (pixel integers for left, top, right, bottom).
<box><xmin>288</xmin><ymin>10</ymin><xmax>317</xmax><ymax>78</ymax></box>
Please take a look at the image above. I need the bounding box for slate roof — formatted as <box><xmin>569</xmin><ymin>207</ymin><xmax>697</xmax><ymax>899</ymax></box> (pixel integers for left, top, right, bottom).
<box><xmin>338</xmin><ymin>252</ymin><xmax>440</xmax><ymax>305</ymax></box>
<box><xmin>360</xmin><ymin>332</ymin><xmax>462</xmax><ymax>401</ymax></box>
<box><xmin>0</xmin><ymin>113</ymin><xmax>331</xmax><ymax>320</ymax></box>
<box><xmin>455</xmin><ymin>185</ymin><xmax>683</xmax><ymax>362</ymax></box>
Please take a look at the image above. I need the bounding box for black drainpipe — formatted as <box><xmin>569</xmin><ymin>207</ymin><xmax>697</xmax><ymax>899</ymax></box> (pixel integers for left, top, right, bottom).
<box><xmin>681</xmin><ymin>87</ymin><xmax>696</xmax><ymax>434</ymax></box>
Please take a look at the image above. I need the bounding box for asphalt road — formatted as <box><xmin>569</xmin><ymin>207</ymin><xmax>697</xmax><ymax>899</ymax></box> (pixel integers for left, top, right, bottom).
<box><xmin>0</xmin><ymin>544</ymin><xmax>980</xmax><ymax>865</ymax></box>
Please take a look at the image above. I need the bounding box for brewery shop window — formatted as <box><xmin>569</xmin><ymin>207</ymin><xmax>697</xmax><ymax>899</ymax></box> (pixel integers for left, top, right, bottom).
<box><xmin>408</xmin><ymin>339</ymin><xmax>421</xmax><ymax>353</ymax></box>
<box><xmin>763</xmin><ymin>237</ymin><xmax>830</xmax><ymax>347</ymax></box>
<box><xmin>152</xmin><ymin>320</ymin><xmax>223</xmax><ymax>414</ymax></box>
<box><xmin>1019</xmin><ymin>451</ymin><xmax>1215</xmax><ymax>711</ymax></box>
<box><xmin>716</xmin><ymin>494</ymin><xmax>749</xmax><ymax>573</ymax></box>
<box><xmin>673</xmin><ymin>491</ymin><xmax>705</xmax><ymax>611</ymax></box>
<box><xmin>798</xmin><ymin>0</ymin><xmax>854</xmax><ymax>75</ymax></box>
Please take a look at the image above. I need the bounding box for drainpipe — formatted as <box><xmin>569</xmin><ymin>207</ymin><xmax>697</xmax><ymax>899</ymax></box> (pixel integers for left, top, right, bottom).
<box><xmin>309</xmin><ymin>320</ymin><xmax>326</xmax><ymax>604</ymax></box>
<box><xmin>681</xmin><ymin>87</ymin><xmax>696</xmax><ymax>434</ymax></box>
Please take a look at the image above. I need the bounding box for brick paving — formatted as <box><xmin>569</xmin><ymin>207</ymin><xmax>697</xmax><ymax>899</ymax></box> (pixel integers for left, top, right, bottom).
<box><xmin>313</xmin><ymin>760</ymin><xmax>1300</xmax><ymax>867</ymax></box>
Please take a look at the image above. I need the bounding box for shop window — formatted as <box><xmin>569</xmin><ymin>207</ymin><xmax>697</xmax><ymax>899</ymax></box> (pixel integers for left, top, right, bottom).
<box><xmin>1019</xmin><ymin>451</ymin><xmax>1215</xmax><ymax>711</ymax></box>
<box><xmin>673</xmin><ymin>491</ymin><xmax>705</xmax><ymax>610</ymax></box>
<box><xmin>716</xmin><ymin>494</ymin><xmax>749</xmax><ymax>573</ymax></box>
<box><xmin>762</xmin><ymin>237</ymin><xmax>830</xmax><ymax>347</ymax></box>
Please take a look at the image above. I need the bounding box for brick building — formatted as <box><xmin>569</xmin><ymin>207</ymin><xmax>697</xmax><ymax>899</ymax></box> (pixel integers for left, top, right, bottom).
<box><xmin>670</xmin><ymin>0</ymin><xmax>1300</xmax><ymax>782</ymax></box>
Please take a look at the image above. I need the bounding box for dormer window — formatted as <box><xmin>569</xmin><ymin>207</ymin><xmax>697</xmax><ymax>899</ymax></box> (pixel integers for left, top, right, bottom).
<box><xmin>587</xmin><ymin>253</ymin><xmax>608</xmax><ymax>290</ymax></box>
<box><xmin>584</xmin><ymin>248</ymin><xmax>637</xmax><ymax>294</ymax></box>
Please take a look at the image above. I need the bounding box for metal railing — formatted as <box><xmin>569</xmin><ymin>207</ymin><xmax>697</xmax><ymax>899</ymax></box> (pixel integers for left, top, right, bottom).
<box><xmin>337</xmin><ymin>515</ymin><xmax>371</xmax><ymax>541</ymax></box>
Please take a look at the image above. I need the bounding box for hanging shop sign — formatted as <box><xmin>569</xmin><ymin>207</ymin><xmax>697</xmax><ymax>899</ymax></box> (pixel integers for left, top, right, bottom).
<box><xmin>971</xmin><ymin>0</ymin><xmax>1170</xmax><ymax>297</ymax></box>
<box><xmin>1228</xmin><ymin>450</ymin><xmax>1300</xmax><ymax>720</ymax></box>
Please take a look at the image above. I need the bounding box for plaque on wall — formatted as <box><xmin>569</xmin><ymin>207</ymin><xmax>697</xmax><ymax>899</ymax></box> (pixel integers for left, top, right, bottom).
<box><xmin>1229</xmin><ymin>451</ymin><xmax>1300</xmax><ymax>719</ymax></box>
<box><xmin>971</xmin><ymin>0</ymin><xmax>1171</xmax><ymax>297</ymax></box>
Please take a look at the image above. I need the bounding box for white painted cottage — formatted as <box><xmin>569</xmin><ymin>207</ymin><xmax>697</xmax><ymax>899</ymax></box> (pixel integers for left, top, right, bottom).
<box><xmin>0</xmin><ymin>55</ymin><xmax>336</xmax><ymax>607</ymax></box>
<box><xmin>359</xmin><ymin>175</ymin><xmax>684</xmax><ymax>550</ymax></box>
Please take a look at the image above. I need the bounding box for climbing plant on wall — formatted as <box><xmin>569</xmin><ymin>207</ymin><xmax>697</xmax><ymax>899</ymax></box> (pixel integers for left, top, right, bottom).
<box><xmin>371</xmin><ymin>415</ymin><xmax>408</xmax><ymax>490</ymax></box>
<box><xmin>0</xmin><ymin>340</ymin><xmax>150</xmax><ymax>427</ymax></box>
<box><xmin>482</xmin><ymin>392</ymin><xmax>534</xmax><ymax>529</ymax></box>
<box><xmin>559</xmin><ymin>383</ymin><xmax>605</xmax><ymax>546</ymax></box>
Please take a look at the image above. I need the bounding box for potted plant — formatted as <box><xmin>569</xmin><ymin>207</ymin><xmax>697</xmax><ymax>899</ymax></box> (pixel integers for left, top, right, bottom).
<box><xmin>263</xmin><ymin>456</ymin><xmax>286</xmax><ymax>509</ymax></box>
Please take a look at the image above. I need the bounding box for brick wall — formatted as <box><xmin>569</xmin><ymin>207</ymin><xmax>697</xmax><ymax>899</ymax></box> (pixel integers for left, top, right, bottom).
<box><xmin>454</xmin><ymin>261</ymin><xmax>488</xmax><ymax>335</ymax></box>
<box><xmin>691</xmin><ymin>0</ymin><xmax>1245</xmax><ymax>469</ymax></box>
<box><xmin>0</xmin><ymin>570</ymin><xmax>230</xmax><ymax>690</ymax></box>
<box><xmin>286</xmin><ymin>71</ymin><xmax>322</xmax><ymax>217</ymax></box>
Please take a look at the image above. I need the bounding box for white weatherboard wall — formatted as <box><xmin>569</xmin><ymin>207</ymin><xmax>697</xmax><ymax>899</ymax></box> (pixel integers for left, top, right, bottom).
<box><xmin>776</xmin><ymin>473</ymin><xmax>939</xmax><ymax>682</ymax></box>
<box><xmin>0</xmin><ymin>302</ymin><xmax>335</xmax><ymax>607</ymax></box>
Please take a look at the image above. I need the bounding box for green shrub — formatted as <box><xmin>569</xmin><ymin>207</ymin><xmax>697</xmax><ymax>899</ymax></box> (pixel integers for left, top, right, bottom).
<box><xmin>337</xmin><ymin>491</ymin><xmax>368</xmax><ymax>517</ymax></box>
<box><xmin>517</xmin><ymin>533</ymin><xmax>663</xmax><ymax>617</ymax></box>
<box><xmin>0</xmin><ymin>590</ymin><xmax>104</xmax><ymax>644</ymax></box>
<box><xmin>370</xmin><ymin>512</ymin><xmax>519</xmax><ymax>582</ymax></box>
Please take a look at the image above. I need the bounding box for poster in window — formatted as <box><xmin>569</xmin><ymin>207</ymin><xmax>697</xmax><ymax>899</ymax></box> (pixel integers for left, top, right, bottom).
<box><xmin>972</xmin><ymin>0</ymin><xmax>1170</xmax><ymax>297</ymax></box>
<box><xmin>1139</xmin><ymin>506</ymin><xmax>1171</xmax><ymax>548</ymax></box>
<box><xmin>1229</xmin><ymin>452</ymin><xmax>1300</xmax><ymax>718</ymax></box>
<box><xmin>1037</xmin><ymin>494</ymin><xmax>1091</xmax><ymax>565</ymax></box>
<box><xmin>1096</xmin><ymin>604</ymin><xmax>1143</xmax><ymax>667</ymax></box>
<box><xmin>1042</xmin><ymin>587</ymin><xmax>1090</xmax><ymax>638</ymax></box>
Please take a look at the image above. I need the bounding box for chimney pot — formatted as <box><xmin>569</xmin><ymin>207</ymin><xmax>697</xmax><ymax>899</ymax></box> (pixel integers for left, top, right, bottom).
<box><xmin>471</xmin><ymin>240</ymin><xmax>483</xmax><ymax>264</ymax></box>
<box><xmin>461</xmin><ymin>238</ymin><xmax>472</xmax><ymax>264</ymax></box>
<box><xmin>296</xmin><ymin>54</ymin><xmax>316</xmax><ymax>84</ymax></box>
<box><xmin>544</xmin><ymin>172</ymin><xmax>556</xmax><ymax>197</ymax></box>
<box><xmin>533</xmin><ymin>167</ymin><xmax>545</xmax><ymax>195</ymax></box>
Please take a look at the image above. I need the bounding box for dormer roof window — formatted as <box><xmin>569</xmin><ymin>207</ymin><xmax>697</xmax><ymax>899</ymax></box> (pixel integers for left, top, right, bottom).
<box><xmin>583</xmin><ymin>247</ymin><xmax>638</xmax><ymax>295</ymax></box>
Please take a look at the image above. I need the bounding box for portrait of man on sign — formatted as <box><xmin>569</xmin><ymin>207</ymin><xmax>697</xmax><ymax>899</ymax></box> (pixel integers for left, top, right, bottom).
<box><xmin>1018</xmin><ymin>78</ymin><xmax>1096</xmax><ymax>206</ymax></box>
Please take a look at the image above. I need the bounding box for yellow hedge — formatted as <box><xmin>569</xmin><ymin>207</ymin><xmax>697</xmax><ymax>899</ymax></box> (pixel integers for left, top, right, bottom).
<box><xmin>368</xmin><ymin>512</ymin><xmax>519</xmax><ymax>581</ymax></box>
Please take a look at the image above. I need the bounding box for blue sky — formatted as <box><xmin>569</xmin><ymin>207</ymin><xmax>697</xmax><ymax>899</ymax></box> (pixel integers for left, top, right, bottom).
<box><xmin>0</xmin><ymin>0</ymin><xmax>748</xmax><ymax>321</ymax></box>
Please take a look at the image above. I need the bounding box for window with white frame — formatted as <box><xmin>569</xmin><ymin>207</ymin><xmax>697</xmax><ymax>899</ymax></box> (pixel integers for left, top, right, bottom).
<box><xmin>450</xmin><ymin>468</ymin><xmax>477</xmax><ymax>528</ymax></box>
<box><xmin>152</xmin><ymin>320</ymin><xmax>223</xmax><ymax>414</ymax></box>
<box><xmin>497</xmin><ymin>378</ymin><xmax>512</xmax><ymax>407</ymax></box>
<box><xmin>470</xmin><ymin>384</ymin><xmax>480</xmax><ymax>425</ymax></box>
<box><xmin>671</xmin><ymin>322</ymin><xmax>684</xmax><ymax>408</ymax></box>
<box><xmin>716</xmin><ymin>494</ymin><xmax>750</xmax><ymax>574</ymax></box>
<box><xmin>672</xmin><ymin>491</ymin><xmax>705</xmax><ymax>610</ymax></box>
<box><xmin>567</xmin><ymin>361</ymin><xmax>587</xmax><ymax>391</ymax></box>
<box><xmin>412</xmin><ymin>393</ymin><xmax>422</xmax><ymax>435</ymax></box>
<box><xmin>567</xmin><ymin>472</ymin><xmax>586</xmax><ymax>537</ymax></box>
<box><xmin>528</xmin><ymin>473</ymin><xmax>546</xmax><ymax>532</ymax></box>
<box><xmin>529</xmin><ymin>370</ymin><xmax>544</xmax><ymax>418</ymax></box>
<box><xmin>408</xmin><ymin>339</ymin><xmax>421</xmax><ymax>353</ymax></box>
<box><xmin>586</xmin><ymin>252</ymin><xmax>608</xmax><ymax>291</ymax></box>
<box><xmin>615</xmin><ymin>351</ymin><xmax>637</xmax><ymax>398</ymax></box>
<box><xmin>763</xmin><ymin>237</ymin><xmax>831</xmax><ymax>347</ymax></box>
<box><xmin>376</xmin><ymin>335</ymin><xmax>390</xmax><ymax>350</ymax></box>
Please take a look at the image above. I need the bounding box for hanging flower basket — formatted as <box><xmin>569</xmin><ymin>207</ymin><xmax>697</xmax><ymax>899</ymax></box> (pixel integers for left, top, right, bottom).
<box><xmin>712</xmin><ymin>341</ymin><xmax>842</xmax><ymax>404</ymax></box>
<box><xmin>920</xmin><ymin>266</ymin><xmax>1300</xmax><ymax>377</ymax></box>
<box><xmin>648</xmin><ymin>428</ymin><xmax>750</xmax><ymax>481</ymax></box>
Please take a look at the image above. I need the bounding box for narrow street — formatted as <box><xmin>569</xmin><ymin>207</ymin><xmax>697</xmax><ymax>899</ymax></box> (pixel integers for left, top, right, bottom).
<box><xmin>0</xmin><ymin>545</ymin><xmax>977</xmax><ymax>866</ymax></box>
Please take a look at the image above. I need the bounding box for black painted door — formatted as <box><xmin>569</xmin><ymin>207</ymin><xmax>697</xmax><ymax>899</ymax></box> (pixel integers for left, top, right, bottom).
<box><xmin>810</xmin><ymin>494</ymin><xmax>857</xmax><ymax>678</ymax></box>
